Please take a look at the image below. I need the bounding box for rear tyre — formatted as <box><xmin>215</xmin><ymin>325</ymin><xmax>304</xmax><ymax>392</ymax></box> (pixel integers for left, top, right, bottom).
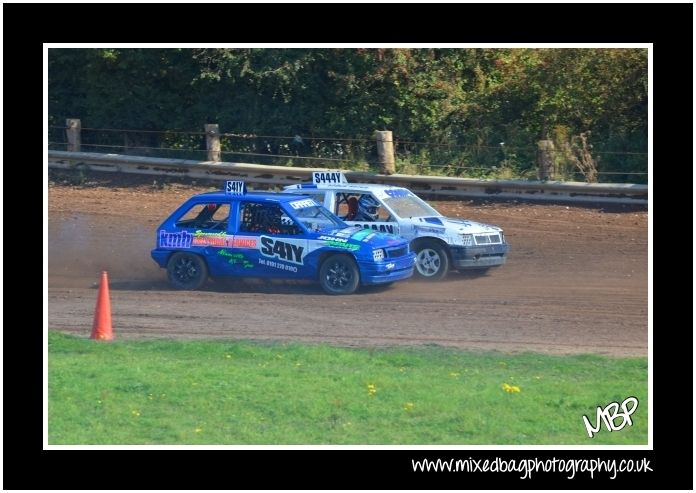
<box><xmin>414</xmin><ymin>241</ymin><xmax>449</xmax><ymax>281</ymax></box>
<box><xmin>167</xmin><ymin>252</ymin><xmax>208</xmax><ymax>290</ymax></box>
<box><xmin>319</xmin><ymin>254</ymin><xmax>360</xmax><ymax>295</ymax></box>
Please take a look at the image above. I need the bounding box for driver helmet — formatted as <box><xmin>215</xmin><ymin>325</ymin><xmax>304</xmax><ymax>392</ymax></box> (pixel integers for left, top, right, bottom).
<box><xmin>357</xmin><ymin>195</ymin><xmax>380</xmax><ymax>221</ymax></box>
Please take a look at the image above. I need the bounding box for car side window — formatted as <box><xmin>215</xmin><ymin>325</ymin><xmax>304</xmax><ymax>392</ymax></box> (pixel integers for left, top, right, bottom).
<box><xmin>336</xmin><ymin>194</ymin><xmax>360</xmax><ymax>220</ymax></box>
<box><xmin>239</xmin><ymin>202</ymin><xmax>301</xmax><ymax>235</ymax></box>
<box><xmin>175</xmin><ymin>203</ymin><xmax>230</xmax><ymax>230</ymax></box>
<box><xmin>303</xmin><ymin>191</ymin><xmax>326</xmax><ymax>205</ymax></box>
<box><xmin>336</xmin><ymin>193</ymin><xmax>390</xmax><ymax>222</ymax></box>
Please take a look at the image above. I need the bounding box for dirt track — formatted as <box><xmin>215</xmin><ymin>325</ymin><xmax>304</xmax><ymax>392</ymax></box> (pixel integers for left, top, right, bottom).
<box><xmin>47</xmin><ymin>172</ymin><xmax>649</xmax><ymax>356</ymax></box>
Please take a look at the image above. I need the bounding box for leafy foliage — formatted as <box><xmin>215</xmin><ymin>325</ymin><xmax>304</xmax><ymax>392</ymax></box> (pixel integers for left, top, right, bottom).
<box><xmin>49</xmin><ymin>48</ymin><xmax>647</xmax><ymax>182</ymax></box>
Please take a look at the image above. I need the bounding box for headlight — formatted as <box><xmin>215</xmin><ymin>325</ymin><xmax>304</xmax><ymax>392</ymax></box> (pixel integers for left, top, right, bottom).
<box><xmin>372</xmin><ymin>249</ymin><xmax>385</xmax><ymax>261</ymax></box>
<box><xmin>461</xmin><ymin>234</ymin><xmax>473</xmax><ymax>246</ymax></box>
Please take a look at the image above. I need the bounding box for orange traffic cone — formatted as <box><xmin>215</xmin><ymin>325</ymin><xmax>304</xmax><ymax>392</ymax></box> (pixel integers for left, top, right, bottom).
<box><xmin>90</xmin><ymin>271</ymin><xmax>114</xmax><ymax>340</ymax></box>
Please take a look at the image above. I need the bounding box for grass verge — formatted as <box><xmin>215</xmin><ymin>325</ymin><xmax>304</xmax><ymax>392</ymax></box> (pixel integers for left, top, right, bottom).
<box><xmin>48</xmin><ymin>332</ymin><xmax>647</xmax><ymax>445</ymax></box>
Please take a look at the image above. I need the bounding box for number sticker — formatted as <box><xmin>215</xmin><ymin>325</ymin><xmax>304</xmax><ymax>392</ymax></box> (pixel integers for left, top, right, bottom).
<box><xmin>289</xmin><ymin>198</ymin><xmax>317</xmax><ymax>209</ymax></box>
<box><xmin>312</xmin><ymin>171</ymin><xmax>347</xmax><ymax>185</ymax></box>
<box><xmin>225</xmin><ymin>181</ymin><xmax>246</xmax><ymax>195</ymax></box>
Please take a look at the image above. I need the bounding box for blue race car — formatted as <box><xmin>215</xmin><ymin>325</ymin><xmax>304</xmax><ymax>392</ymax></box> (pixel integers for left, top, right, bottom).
<box><xmin>151</xmin><ymin>181</ymin><xmax>416</xmax><ymax>294</ymax></box>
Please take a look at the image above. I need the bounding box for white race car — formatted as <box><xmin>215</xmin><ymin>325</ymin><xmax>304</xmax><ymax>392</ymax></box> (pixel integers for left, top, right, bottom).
<box><xmin>283</xmin><ymin>172</ymin><xmax>509</xmax><ymax>280</ymax></box>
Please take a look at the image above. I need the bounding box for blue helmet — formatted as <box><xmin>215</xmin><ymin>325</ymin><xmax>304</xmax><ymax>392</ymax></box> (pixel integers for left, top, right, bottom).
<box><xmin>358</xmin><ymin>195</ymin><xmax>380</xmax><ymax>221</ymax></box>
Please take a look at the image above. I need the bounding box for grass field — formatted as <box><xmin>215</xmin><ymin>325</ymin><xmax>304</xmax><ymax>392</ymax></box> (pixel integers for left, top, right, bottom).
<box><xmin>48</xmin><ymin>332</ymin><xmax>648</xmax><ymax>445</ymax></box>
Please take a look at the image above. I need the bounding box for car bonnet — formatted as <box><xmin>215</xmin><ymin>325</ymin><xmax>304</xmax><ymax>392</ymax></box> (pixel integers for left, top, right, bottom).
<box><xmin>323</xmin><ymin>225</ymin><xmax>406</xmax><ymax>248</ymax></box>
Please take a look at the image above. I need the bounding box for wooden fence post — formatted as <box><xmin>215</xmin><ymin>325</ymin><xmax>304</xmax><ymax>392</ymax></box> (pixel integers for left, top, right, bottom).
<box><xmin>205</xmin><ymin>124</ymin><xmax>221</xmax><ymax>162</ymax></box>
<box><xmin>66</xmin><ymin>119</ymin><xmax>81</xmax><ymax>152</ymax></box>
<box><xmin>375</xmin><ymin>130</ymin><xmax>395</xmax><ymax>175</ymax></box>
<box><xmin>537</xmin><ymin>139</ymin><xmax>555</xmax><ymax>180</ymax></box>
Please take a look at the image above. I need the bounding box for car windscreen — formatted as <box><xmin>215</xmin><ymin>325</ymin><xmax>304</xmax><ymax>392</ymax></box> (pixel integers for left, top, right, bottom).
<box><xmin>382</xmin><ymin>193</ymin><xmax>441</xmax><ymax>218</ymax></box>
<box><xmin>292</xmin><ymin>205</ymin><xmax>347</xmax><ymax>232</ymax></box>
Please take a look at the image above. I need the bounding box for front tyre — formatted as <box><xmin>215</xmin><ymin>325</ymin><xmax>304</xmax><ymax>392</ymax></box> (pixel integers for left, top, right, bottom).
<box><xmin>167</xmin><ymin>252</ymin><xmax>208</xmax><ymax>290</ymax></box>
<box><xmin>319</xmin><ymin>254</ymin><xmax>360</xmax><ymax>295</ymax></box>
<box><xmin>414</xmin><ymin>241</ymin><xmax>449</xmax><ymax>280</ymax></box>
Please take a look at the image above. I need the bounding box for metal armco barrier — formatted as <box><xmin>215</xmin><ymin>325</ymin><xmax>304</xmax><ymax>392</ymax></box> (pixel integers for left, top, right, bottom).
<box><xmin>48</xmin><ymin>150</ymin><xmax>648</xmax><ymax>204</ymax></box>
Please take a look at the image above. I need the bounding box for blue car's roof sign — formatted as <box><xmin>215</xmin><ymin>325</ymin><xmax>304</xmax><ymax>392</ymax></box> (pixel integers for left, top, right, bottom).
<box><xmin>225</xmin><ymin>180</ymin><xmax>246</xmax><ymax>195</ymax></box>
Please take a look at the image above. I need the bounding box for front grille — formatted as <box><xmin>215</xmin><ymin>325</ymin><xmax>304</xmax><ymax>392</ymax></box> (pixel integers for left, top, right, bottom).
<box><xmin>387</xmin><ymin>246</ymin><xmax>408</xmax><ymax>258</ymax></box>
<box><xmin>474</xmin><ymin>233</ymin><xmax>502</xmax><ymax>245</ymax></box>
